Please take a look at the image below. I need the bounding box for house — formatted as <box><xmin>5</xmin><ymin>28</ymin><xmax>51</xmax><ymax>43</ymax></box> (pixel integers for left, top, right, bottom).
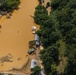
<box><xmin>31</xmin><ymin>59</ymin><xmax>38</xmax><ymax>70</ymax></box>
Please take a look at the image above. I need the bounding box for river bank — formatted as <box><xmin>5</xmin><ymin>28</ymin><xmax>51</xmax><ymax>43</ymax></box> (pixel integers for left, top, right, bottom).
<box><xmin>0</xmin><ymin>0</ymin><xmax>39</xmax><ymax>71</ymax></box>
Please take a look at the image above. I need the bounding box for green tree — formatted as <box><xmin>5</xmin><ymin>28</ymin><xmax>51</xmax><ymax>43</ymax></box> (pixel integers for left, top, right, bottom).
<box><xmin>36</xmin><ymin>30</ymin><xmax>42</xmax><ymax>37</ymax></box>
<box><xmin>0</xmin><ymin>73</ymin><xmax>3</xmax><ymax>75</ymax></box>
<box><xmin>40</xmin><ymin>46</ymin><xmax>59</xmax><ymax>75</ymax></box>
<box><xmin>64</xmin><ymin>50</ymin><xmax>76</xmax><ymax>75</ymax></box>
<box><xmin>40</xmin><ymin>18</ymin><xmax>56</xmax><ymax>47</ymax></box>
<box><xmin>34</xmin><ymin>14</ymin><xmax>49</xmax><ymax>25</ymax></box>
<box><xmin>34</xmin><ymin>0</ymin><xmax>76</xmax><ymax>75</ymax></box>
<box><xmin>34</xmin><ymin>4</ymin><xmax>48</xmax><ymax>24</ymax></box>
<box><xmin>65</xmin><ymin>28</ymin><xmax>76</xmax><ymax>44</ymax></box>
<box><xmin>31</xmin><ymin>66</ymin><xmax>41</xmax><ymax>75</ymax></box>
<box><xmin>49</xmin><ymin>64</ymin><xmax>57</xmax><ymax>75</ymax></box>
<box><xmin>51</xmin><ymin>0</ymin><xmax>61</xmax><ymax>10</ymax></box>
<box><xmin>0</xmin><ymin>0</ymin><xmax>20</xmax><ymax>11</ymax></box>
<box><xmin>50</xmin><ymin>31</ymin><xmax>60</xmax><ymax>43</ymax></box>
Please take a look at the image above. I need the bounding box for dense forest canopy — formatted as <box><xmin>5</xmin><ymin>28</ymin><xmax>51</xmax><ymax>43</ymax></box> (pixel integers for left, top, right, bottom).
<box><xmin>0</xmin><ymin>0</ymin><xmax>20</xmax><ymax>12</ymax></box>
<box><xmin>34</xmin><ymin>0</ymin><xmax>76</xmax><ymax>75</ymax></box>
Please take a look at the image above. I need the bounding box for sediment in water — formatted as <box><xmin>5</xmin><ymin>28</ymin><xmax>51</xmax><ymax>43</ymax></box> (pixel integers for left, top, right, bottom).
<box><xmin>0</xmin><ymin>0</ymin><xmax>39</xmax><ymax>71</ymax></box>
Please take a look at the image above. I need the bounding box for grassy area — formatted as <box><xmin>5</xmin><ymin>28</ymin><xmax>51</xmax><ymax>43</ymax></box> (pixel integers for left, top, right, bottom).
<box><xmin>58</xmin><ymin>40</ymin><xmax>66</xmax><ymax>60</ymax></box>
<box><xmin>57</xmin><ymin>40</ymin><xmax>67</xmax><ymax>74</ymax></box>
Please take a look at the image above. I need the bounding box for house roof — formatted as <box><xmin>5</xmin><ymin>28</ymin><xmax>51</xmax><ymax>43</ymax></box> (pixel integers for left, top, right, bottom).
<box><xmin>28</xmin><ymin>48</ymin><xmax>35</xmax><ymax>54</ymax></box>
<box><xmin>36</xmin><ymin>41</ymin><xmax>40</xmax><ymax>45</ymax></box>
<box><xmin>35</xmin><ymin>34</ymin><xmax>39</xmax><ymax>41</ymax></box>
<box><xmin>31</xmin><ymin>59</ymin><xmax>38</xmax><ymax>69</ymax></box>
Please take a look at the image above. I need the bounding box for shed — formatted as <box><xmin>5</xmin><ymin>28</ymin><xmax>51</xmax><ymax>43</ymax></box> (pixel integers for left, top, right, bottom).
<box><xmin>32</xmin><ymin>26</ymin><xmax>36</xmax><ymax>34</ymax></box>
<box><xmin>36</xmin><ymin>41</ymin><xmax>40</xmax><ymax>46</ymax></box>
<box><xmin>28</xmin><ymin>48</ymin><xmax>36</xmax><ymax>54</ymax></box>
<box><xmin>31</xmin><ymin>59</ymin><xmax>38</xmax><ymax>69</ymax></box>
<box><xmin>32</xmin><ymin>26</ymin><xmax>36</xmax><ymax>31</ymax></box>
<box><xmin>35</xmin><ymin>34</ymin><xmax>39</xmax><ymax>41</ymax></box>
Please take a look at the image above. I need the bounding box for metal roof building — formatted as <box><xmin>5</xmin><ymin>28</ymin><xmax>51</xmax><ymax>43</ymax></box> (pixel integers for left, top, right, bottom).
<box><xmin>35</xmin><ymin>34</ymin><xmax>39</xmax><ymax>41</ymax></box>
<box><xmin>31</xmin><ymin>59</ymin><xmax>38</xmax><ymax>69</ymax></box>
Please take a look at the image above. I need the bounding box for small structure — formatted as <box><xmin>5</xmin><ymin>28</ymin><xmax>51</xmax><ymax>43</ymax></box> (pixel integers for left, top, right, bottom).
<box><xmin>32</xmin><ymin>26</ymin><xmax>36</xmax><ymax>30</ymax></box>
<box><xmin>36</xmin><ymin>41</ymin><xmax>40</xmax><ymax>46</ymax></box>
<box><xmin>29</xmin><ymin>40</ymin><xmax>36</xmax><ymax>48</ymax></box>
<box><xmin>31</xmin><ymin>59</ymin><xmax>38</xmax><ymax>70</ymax></box>
<box><xmin>28</xmin><ymin>48</ymin><xmax>36</xmax><ymax>54</ymax></box>
<box><xmin>35</xmin><ymin>34</ymin><xmax>40</xmax><ymax>46</ymax></box>
<box><xmin>35</xmin><ymin>34</ymin><xmax>39</xmax><ymax>41</ymax></box>
<box><xmin>32</xmin><ymin>26</ymin><xmax>36</xmax><ymax>34</ymax></box>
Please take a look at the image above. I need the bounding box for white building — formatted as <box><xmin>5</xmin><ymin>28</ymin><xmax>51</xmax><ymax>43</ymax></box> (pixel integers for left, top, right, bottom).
<box><xmin>31</xmin><ymin>59</ymin><xmax>38</xmax><ymax>69</ymax></box>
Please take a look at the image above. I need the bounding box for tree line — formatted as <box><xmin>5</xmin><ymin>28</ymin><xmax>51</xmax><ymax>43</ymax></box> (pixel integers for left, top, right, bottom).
<box><xmin>0</xmin><ymin>0</ymin><xmax>20</xmax><ymax>12</ymax></box>
<box><xmin>34</xmin><ymin>0</ymin><xmax>76</xmax><ymax>75</ymax></box>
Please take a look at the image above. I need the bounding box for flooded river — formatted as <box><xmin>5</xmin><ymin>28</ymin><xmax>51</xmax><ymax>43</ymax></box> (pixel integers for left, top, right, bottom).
<box><xmin>0</xmin><ymin>0</ymin><xmax>39</xmax><ymax>71</ymax></box>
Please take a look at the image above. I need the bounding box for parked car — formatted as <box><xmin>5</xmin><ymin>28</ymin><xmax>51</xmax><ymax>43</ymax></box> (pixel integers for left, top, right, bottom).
<box><xmin>28</xmin><ymin>48</ymin><xmax>36</xmax><ymax>54</ymax></box>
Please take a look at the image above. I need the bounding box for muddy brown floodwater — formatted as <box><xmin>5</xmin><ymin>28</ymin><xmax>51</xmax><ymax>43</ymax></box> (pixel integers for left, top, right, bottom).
<box><xmin>0</xmin><ymin>0</ymin><xmax>39</xmax><ymax>71</ymax></box>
